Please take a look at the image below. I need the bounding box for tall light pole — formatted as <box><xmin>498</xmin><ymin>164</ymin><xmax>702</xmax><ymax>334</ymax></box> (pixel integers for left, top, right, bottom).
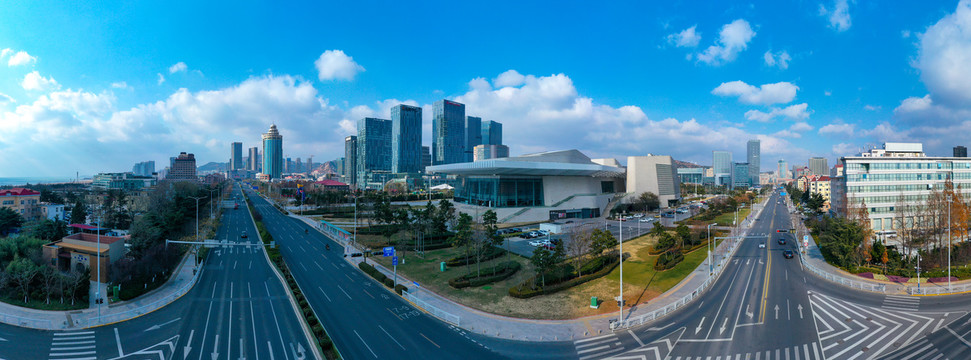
<box><xmin>946</xmin><ymin>194</ymin><xmax>952</xmax><ymax>292</ymax></box>
<box><xmin>189</xmin><ymin>196</ymin><xmax>205</xmax><ymax>242</ymax></box>
<box><xmin>618</xmin><ymin>211</ymin><xmax>624</xmax><ymax>326</ymax></box>
<box><xmin>96</xmin><ymin>212</ymin><xmax>102</xmax><ymax>322</ymax></box>
<box><xmin>209</xmin><ymin>188</ymin><xmax>218</xmax><ymax>219</ymax></box>
<box><xmin>707</xmin><ymin>223</ymin><xmax>717</xmax><ymax>277</ymax></box>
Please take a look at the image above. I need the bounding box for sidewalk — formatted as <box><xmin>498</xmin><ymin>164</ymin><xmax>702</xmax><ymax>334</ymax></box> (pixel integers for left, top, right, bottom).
<box><xmin>293</xmin><ymin>195</ymin><xmax>769</xmax><ymax>341</ymax></box>
<box><xmin>0</xmin><ymin>251</ymin><xmax>202</xmax><ymax>330</ymax></box>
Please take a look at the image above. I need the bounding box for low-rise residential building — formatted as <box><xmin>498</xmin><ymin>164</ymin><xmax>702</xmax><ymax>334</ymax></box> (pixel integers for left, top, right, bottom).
<box><xmin>40</xmin><ymin>203</ymin><xmax>66</xmax><ymax>221</ymax></box>
<box><xmin>0</xmin><ymin>188</ymin><xmax>41</xmax><ymax>222</ymax></box>
<box><xmin>42</xmin><ymin>228</ymin><xmax>125</xmax><ymax>282</ymax></box>
<box><xmin>314</xmin><ymin>179</ymin><xmax>350</xmax><ymax>192</ymax></box>
<box><xmin>808</xmin><ymin>175</ymin><xmax>832</xmax><ymax>212</ymax></box>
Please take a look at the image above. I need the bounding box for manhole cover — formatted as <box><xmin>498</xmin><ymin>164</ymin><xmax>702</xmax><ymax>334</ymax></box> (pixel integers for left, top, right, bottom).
<box><xmin>838</xmin><ymin>339</ymin><xmax>845</xmax><ymax>344</ymax></box>
<box><xmin>846</xmin><ymin>318</ymin><xmax>854</xmax><ymax>322</ymax></box>
<box><xmin>866</xmin><ymin>317</ymin><xmax>873</xmax><ymax>322</ymax></box>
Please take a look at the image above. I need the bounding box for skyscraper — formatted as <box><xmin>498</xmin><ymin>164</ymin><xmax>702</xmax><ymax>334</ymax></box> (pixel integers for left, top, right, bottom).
<box><xmin>132</xmin><ymin>161</ymin><xmax>155</xmax><ymax>177</ymax></box>
<box><xmin>778</xmin><ymin>159</ymin><xmax>789</xmax><ymax>180</ymax></box>
<box><xmin>955</xmin><ymin>146</ymin><xmax>967</xmax><ymax>157</ymax></box>
<box><xmin>712</xmin><ymin>151</ymin><xmax>733</xmax><ymax>186</ymax></box>
<box><xmin>421</xmin><ymin>146</ymin><xmax>431</xmax><ymax>171</ymax></box>
<box><xmin>481</xmin><ymin>120</ymin><xmax>503</xmax><ymax>146</ymax></box>
<box><xmin>357</xmin><ymin>117</ymin><xmax>392</xmax><ymax>185</ymax></box>
<box><xmin>747</xmin><ymin>139</ymin><xmax>760</xmax><ymax>186</ymax></box>
<box><xmin>464</xmin><ymin>116</ymin><xmax>482</xmax><ymax>162</ymax></box>
<box><xmin>344</xmin><ymin>136</ymin><xmax>358</xmax><ymax>186</ymax></box>
<box><xmin>231</xmin><ymin>142</ymin><xmax>243</xmax><ymax>171</ymax></box>
<box><xmin>167</xmin><ymin>152</ymin><xmax>197</xmax><ymax>181</ymax></box>
<box><xmin>247</xmin><ymin>147</ymin><xmax>259</xmax><ymax>171</ymax></box>
<box><xmin>809</xmin><ymin>157</ymin><xmax>828</xmax><ymax>176</ymax></box>
<box><xmin>262</xmin><ymin>124</ymin><xmax>283</xmax><ymax>180</ymax></box>
<box><xmin>391</xmin><ymin>104</ymin><xmax>423</xmax><ymax>174</ymax></box>
<box><xmin>432</xmin><ymin>99</ymin><xmax>466</xmax><ymax>165</ymax></box>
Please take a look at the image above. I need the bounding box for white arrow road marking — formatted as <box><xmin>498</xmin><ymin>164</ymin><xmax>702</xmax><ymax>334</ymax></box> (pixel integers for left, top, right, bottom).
<box><xmin>211</xmin><ymin>334</ymin><xmax>219</xmax><ymax>360</ymax></box>
<box><xmin>774</xmin><ymin>305</ymin><xmax>780</xmax><ymax>320</ymax></box>
<box><xmin>290</xmin><ymin>342</ymin><xmax>306</xmax><ymax>360</ymax></box>
<box><xmin>238</xmin><ymin>339</ymin><xmax>245</xmax><ymax>360</ymax></box>
<box><xmin>695</xmin><ymin>316</ymin><xmax>706</xmax><ymax>334</ymax></box>
<box><xmin>184</xmin><ymin>330</ymin><xmax>194</xmax><ymax>359</ymax></box>
<box><xmin>746</xmin><ymin>304</ymin><xmax>754</xmax><ymax>319</ymax></box>
<box><xmin>719</xmin><ymin>317</ymin><xmax>728</xmax><ymax>334</ymax></box>
<box><xmin>746</xmin><ymin>259</ymin><xmax>751</xmax><ymax>265</ymax></box>
<box><xmin>798</xmin><ymin>304</ymin><xmax>804</xmax><ymax>319</ymax></box>
<box><xmin>144</xmin><ymin>317</ymin><xmax>181</xmax><ymax>332</ymax></box>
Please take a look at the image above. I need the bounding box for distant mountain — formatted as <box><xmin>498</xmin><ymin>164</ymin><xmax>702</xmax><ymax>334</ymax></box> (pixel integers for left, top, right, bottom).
<box><xmin>674</xmin><ymin>160</ymin><xmax>702</xmax><ymax>168</ymax></box>
<box><xmin>311</xmin><ymin>160</ymin><xmax>339</xmax><ymax>175</ymax></box>
<box><xmin>197</xmin><ymin>162</ymin><xmax>228</xmax><ymax>172</ymax></box>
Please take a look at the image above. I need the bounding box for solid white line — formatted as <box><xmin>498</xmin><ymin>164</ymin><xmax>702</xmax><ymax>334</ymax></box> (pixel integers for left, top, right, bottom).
<box><xmin>47</xmin><ymin>350</ymin><xmax>96</xmax><ymax>356</ymax></box>
<box><xmin>353</xmin><ymin>330</ymin><xmax>378</xmax><ymax>358</ymax></box>
<box><xmin>227</xmin><ymin>300</ymin><xmax>233</xmax><ymax>360</ymax></box>
<box><xmin>337</xmin><ymin>285</ymin><xmax>352</xmax><ymax>300</ymax></box>
<box><xmin>53</xmin><ymin>331</ymin><xmax>94</xmax><ymax>336</ymax></box>
<box><xmin>114</xmin><ymin>327</ymin><xmax>124</xmax><ymax>357</ymax></box>
<box><xmin>267</xmin><ymin>341</ymin><xmax>276</xmax><ymax>360</ymax></box>
<box><xmin>265</xmin><ymin>281</ymin><xmax>291</xmax><ymax>360</ymax></box>
<box><xmin>318</xmin><ymin>286</ymin><xmax>332</xmax><ymax>302</ymax></box>
<box><xmin>197</xmin><ymin>291</ymin><xmax>215</xmax><ymax>360</ymax></box>
<box><xmin>378</xmin><ymin>325</ymin><xmax>406</xmax><ymax>350</ymax></box>
<box><xmin>250</xmin><ymin>292</ymin><xmax>260</xmax><ymax>360</ymax></box>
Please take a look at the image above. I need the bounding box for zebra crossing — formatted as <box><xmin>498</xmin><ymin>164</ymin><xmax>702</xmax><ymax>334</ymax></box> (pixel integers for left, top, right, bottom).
<box><xmin>49</xmin><ymin>330</ymin><xmax>97</xmax><ymax>360</ymax></box>
<box><xmin>882</xmin><ymin>295</ymin><xmax>920</xmax><ymax>312</ymax></box>
<box><xmin>881</xmin><ymin>312</ymin><xmax>971</xmax><ymax>360</ymax></box>
<box><xmin>666</xmin><ymin>343</ymin><xmax>822</xmax><ymax>360</ymax></box>
<box><xmin>606</xmin><ymin>328</ymin><xmax>684</xmax><ymax>360</ymax></box>
<box><xmin>574</xmin><ymin>333</ymin><xmax>627</xmax><ymax>360</ymax></box>
<box><xmin>809</xmin><ymin>291</ymin><xmax>963</xmax><ymax>359</ymax></box>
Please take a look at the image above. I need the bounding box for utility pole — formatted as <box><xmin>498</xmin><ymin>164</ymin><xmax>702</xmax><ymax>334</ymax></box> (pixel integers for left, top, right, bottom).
<box><xmin>707</xmin><ymin>223</ymin><xmax>718</xmax><ymax>277</ymax></box>
<box><xmin>618</xmin><ymin>211</ymin><xmax>624</xmax><ymax>326</ymax></box>
<box><xmin>189</xmin><ymin>196</ymin><xmax>205</xmax><ymax>242</ymax></box>
<box><xmin>96</xmin><ymin>212</ymin><xmax>102</xmax><ymax>322</ymax></box>
<box><xmin>947</xmin><ymin>194</ymin><xmax>952</xmax><ymax>292</ymax></box>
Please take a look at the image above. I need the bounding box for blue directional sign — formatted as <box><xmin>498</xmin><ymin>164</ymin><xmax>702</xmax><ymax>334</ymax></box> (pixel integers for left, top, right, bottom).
<box><xmin>413</xmin><ymin>281</ymin><xmax>420</xmax><ymax>288</ymax></box>
<box><xmin>383</xmin><ymin>246</ymin><xmax>395</xmax><ymax>257</ymax></box>
<box><xmin>781</xmin><ymin>192</ymin><xmax>787</xmax><ymax>196</ymax></box>
<box><xmin>392</xmin><ymin>256</ymin><xmax>398</xmax><ymax>266</ymax></box>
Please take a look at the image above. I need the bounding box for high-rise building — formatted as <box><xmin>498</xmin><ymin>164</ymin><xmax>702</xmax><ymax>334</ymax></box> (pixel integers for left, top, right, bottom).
<box><xmin>464</xmin><ymin>116</ymin><xmax>482</xmax><ymax>162</ymax></box>
<box><xmin>421</xmin><ymin>146</ymin><xmax>431</xmax><ymax>171</ymax></box>
<box><xmin>778</xmin><ymin>159</ymin><xmax>789</xmax><ymax>180</ymax></box>
<box><xmin>167</xmin><ymin>152</ymin><xmax>197</xmax><ymax>182</ymax></box>
<box><xmin>132</xmin><ymin>161</ymin><xmax>155</xmax><ymax>177</ymax></box>
<box><xmin>306</xmin><ymin>158</ymin><xmax>314</xmax><ymax>173</ymax></box>
<box><xmin>481</xmin><ymin>120</ymin><xmax>503</xmax><ymax>146</ymax></box>
<box><xmin>473</xmin><ymin>144</ymin><xmax>510</xmax><ymax>161</ymax></box>
<box><xmin>391</xmin><ymin>104</ymin><xmax>423</xmax><ymax>174</ymax></box>
<box><xmin>955</xmin><ymin>146</ymin><xmax>967</xmax><ymax>157</ymax></box>
<box><xmin>295</xmin><ymin>158</ymin><xmax>303</xmax><ymax>173</ymax></box>
<box><xmin>262</xmin><ymin>124</ymin><xmax>283</xmax><ymax>180</ymax></box>
<box><xmin>357</xmin><ymin>117</ymin><xmax>392</xmax><ymax>186</ymax></box>
<box><xmin>733</xmin><ymin>163</ymin><xmax>751</xmax><ymax>189</ymax></box>
<box><xmin>627</xmin><ymin>155</ymin><xmax>681</xmax><ymax>207</ymax></box>
<box><xmin>809</xmin><ymin>157</ymin><xmax>828</xmax><ymax>176</ymax></box>
<box><xmin>712</xmin><ymin>151</ymin><xmax>733</xmax><ymax>186</ymax></box>
<box><xmin>344</xmin><ymin>136</ymin><xmax>358</xmax><ymax>186</ymax></box>
<box><xmin>747</xmin><ymin>139</ymin><xmax>760</xmax><ymax>186</ymax></box>
<box><xmin>231</xmin><ymin>142</ymin><xmax>243</xmax><ymax>171</ymax></box>
<box><xmin>432</xmin><ymin>99</ymin><xmax>466</xmax><ymax>165</ymax></box>
<box><xmin>247</xmin><ymin>147</ymin><xmax>259</xmax><ymax>172</ymax></box>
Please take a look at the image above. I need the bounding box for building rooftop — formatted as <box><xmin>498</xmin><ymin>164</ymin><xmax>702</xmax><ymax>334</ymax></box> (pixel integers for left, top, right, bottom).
<box><xmin>427</xmin><ymin>149</ymin><xmax>625</xmax><ymax>177</ymax></box>
<box><xmin>0</xmin><ymin>188</ymin><xmax>39</xmax><ymax>196</ymax></box>
<box><xmin>65</xmin><ymin>232</ymin><xmax>125</xmax><ymax>244</ymax></box>
<box><xmin>315</xmin><ymin>179</ymin><xmax>348</xmax><ymax>186</ymax></box>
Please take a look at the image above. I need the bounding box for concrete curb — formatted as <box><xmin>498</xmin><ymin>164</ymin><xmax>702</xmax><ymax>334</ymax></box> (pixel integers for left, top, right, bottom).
<box><xmin>244</xmin><ymin>190</ymin><xmax>328</xmax><ymax>360</ymax></box>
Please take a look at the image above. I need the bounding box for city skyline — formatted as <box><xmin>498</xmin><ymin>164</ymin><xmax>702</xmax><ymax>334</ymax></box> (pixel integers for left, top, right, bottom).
<box><xmin>3</xmin><ymin>1</ymin><xmax>971</xmax><ymax>177</ymax></box>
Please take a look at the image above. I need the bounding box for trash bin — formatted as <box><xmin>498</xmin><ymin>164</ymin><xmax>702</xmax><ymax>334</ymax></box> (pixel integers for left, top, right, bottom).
<box><xmin>440</xmin><ymin>262</ymin><xmax>447</xmax><ymax>272</ymax></box>
<box><xmin>591</xmin><ymin>296</ymin><xmax>599</xmax><ymax>309</ymax></box>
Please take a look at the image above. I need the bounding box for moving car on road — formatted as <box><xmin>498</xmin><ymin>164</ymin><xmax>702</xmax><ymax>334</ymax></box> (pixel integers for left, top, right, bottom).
<box><xmin>783</xmin><ymin>250</ymin><xmax>794</xmax><ymax>259</ymax></box>
<box><xmin>758</xmin><ymin>242</ymin><xmax>766</xmax><ymax>248</ymax></box>
<box><xmin>778</xmin><ymin>238</ymin><xmax>786</xmax><ymax>245</ymax></box>
<box><xmin>241</xmin><ymin>231</ymin><xmax>248</xmax><ymax>238</ymax></box>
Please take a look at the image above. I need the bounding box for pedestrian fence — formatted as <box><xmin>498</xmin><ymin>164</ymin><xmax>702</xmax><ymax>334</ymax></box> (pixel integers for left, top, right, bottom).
<box><xmin>403</xmin><ymin>290</ymin><xmax>461</xmax><ymax>326</ymax></box>
<box><xmin>79</xmin><ymin>262</ymin><xmax>203</xmax><ymax>328</ymax></box>
<box><xmin>798</xmin><ymin>252</ymin><xmax>886</xmax><ymax>293</ymax></box>
<box><xmin>908</xmin><ymin>281</ymin><xmax>971</xmax><ymax>295</ymax></box>
<box><xmin>0</xmin><ymin>312</ymin><xmax>54</xmax><ymax>330</ymax></box>
<box><xmin>610</xmin><ymin>196</ymin><xmax>768</xmax><ymax>330</ymax></box>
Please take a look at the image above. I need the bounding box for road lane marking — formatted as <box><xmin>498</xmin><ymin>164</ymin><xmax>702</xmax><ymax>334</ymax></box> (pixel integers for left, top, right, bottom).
<box><xmin>759</xmin><ymin>239</ymin><xmax>772</xmax><ymax>323</ymax></box>
<box><xmin>265</xmin><ymin>281</ymin><xmax>292</xmax><ymax>360</ymax></box>
<box><xmin>337</xmin><ymin>284</ymin><xmax>353</xmax><ymax>300</ymax></box>
<box><xmin>114</xmin><ymin>327</ymin><xmax>124</xmax><ymax>357</ymax></box>
<box><xmin>419</xmin><ymin>332</ymin><xmax>441</xmax><ymax>348</ymax></box>
<box><xmin>318</xmin><ymin>286</ymin><xmax>332</xmax><ymax>302</ymax></box>
<box><xmin>378</xmin><ymin>325</ymin><xmax>406</xmax><ymax>350</ymax></box>
<box><xmin>354</xmin><ymin>330</ymin><xmax>379</xmax><ymax>357</ymax></box>
<box><xmin>386</xmin><ymin>308</ymin><xmax>403</xmax><ymax>321</ymax></box>
<box><xmin>362</xmin><ymin>289</ymin><xmax>375</xmax><ymax>299</ymax></box>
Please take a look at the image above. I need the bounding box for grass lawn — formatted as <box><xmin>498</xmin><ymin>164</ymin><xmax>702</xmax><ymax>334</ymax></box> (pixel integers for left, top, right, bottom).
<box><xmin>708</xmin><ymin>208</ymin><xmax>752</xmax><ymax>227</ymax></box>
<box><xmin>0</xmin><ymin>295</ymin><xmax>88</xmax><ymax>311</ymax></box>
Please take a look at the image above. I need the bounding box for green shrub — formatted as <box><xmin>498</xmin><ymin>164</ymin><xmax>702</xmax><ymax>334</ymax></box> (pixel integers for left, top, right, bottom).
<box><xmin>394</xmin><ymin>284</ymin><xmax>408</xmax><ymax>295</ymax></box>
<box><xmin>446</xmin><ymin>246</ymin><xmax>506</xmax><ymax>267</ymax></box>
<box><xmin>508</xmin><ymin>257</ymin><xmax>619</xmax><ymax>299</ymax></box>
<box><xmin>383</xmin><ymin>278</ymin><xmax>395</xmax><ymax>288</ymax></box>
<box><xmin>579</xmin><ymin>256</ymin><xmax>610</xmax><ymax>274</ymax></box>
<box><xmin>448</xmin><ymin>262</ymin><xmax>522</xmax><ymax>289</ymax></box>
<box><xmin>654</xmin><ymin>251</ymin><xmax>684</xmax><ymax>271</ymax></box>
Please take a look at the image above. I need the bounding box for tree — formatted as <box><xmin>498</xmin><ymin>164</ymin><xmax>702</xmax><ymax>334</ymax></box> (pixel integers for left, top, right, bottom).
<box><xmin>25</xmin><ymin>219</ymin><xmax>68</xmax><ymax>241</ymax></box>
<box><xmin>0</xmin><ymin>207</ymin><xmax>24</xmax><ymax>235</ymax></box>
<box><xmin>567</xmin><ymin>225</ymin><xmax>593</xmax><ymax>276</ymax></box>
<box><xmin>636</xmin><ymin>192</ymin><xmax>661</xmax><ymax>212</ymax></box>
<box><xmin>451</xmin><ymin>213</ymin><xmax>474</xmax><ymax>276</ymax></box>
<box><xmin>6</xmin><ymin>256</ymin><xmax>39</xmax><ymax>303</ymax></box>
<box><xmin>40</xmin><ymin>266</ymin><xmax>60</xmax><ymax>304</ymax></box>
<box><xmin>530</xmin><ymin>246</ymin><xmax>556</xmax><ymax>288</ymax></box>
<box><xmin>70</xmin><ymin>200</ymin><xmax>87</xmax><ymax>224</ymax></box>
<box><xmin>40</xmin><ymin>189</ymin><xmax>64</xmax><ymax>204</ymax></box>
<box><xmin>675</xmin><ymin>224</ymin><xmax>692</xmax><ymax>250</ymax></box>
<box><xmin>650</xmin><ymin>222</ymin><xmax>666</xmax><ymax>238</ymax></box>
<box><xmin>806</xmin><ymin>193</ymin><xmax>826</xmax><ymax>215</ymax></box>
<box><xmin>589</xmin><ymin>228</ymin><xmax>617</xmax><ymax>257</ymax></box>
<box><xmin>434</xmin><ymin>199</ymin><xmax>455</xmax><ymax>234</ymax></box>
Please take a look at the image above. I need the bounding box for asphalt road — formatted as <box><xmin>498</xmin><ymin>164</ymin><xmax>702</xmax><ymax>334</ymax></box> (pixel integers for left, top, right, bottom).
<box><xmin>0</xmin><ymin>184</ymin><xmax>313</xmax><ymax>360</ymax></box>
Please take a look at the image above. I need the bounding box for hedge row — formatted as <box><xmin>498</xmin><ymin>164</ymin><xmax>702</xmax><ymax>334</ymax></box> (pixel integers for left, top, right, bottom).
<box><xmin>358</xmin><ymin>262</ymin><xmax>409</xmax><ymax>294</ymax></box>
<box><xmin>654</xmin><ymin>251</ymin><xmax>684</xmax><ymax>271</ymax></box>
<box><xmin>445</xmin><ymin>246</ymin><xmax>506</xmax><ymax>267</ymax></box>
<box><xmin>448</xmin><ymin>261</ymin><xmax>521</xmax><ymax>289</ymax></box>
<box><xmin>508</xmin><ymin>255</ymin><xmax>620</xmax><ymax>299</ymax></box>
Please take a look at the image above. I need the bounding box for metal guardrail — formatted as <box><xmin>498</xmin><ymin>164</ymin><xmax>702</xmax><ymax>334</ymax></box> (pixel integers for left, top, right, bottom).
<box><xmin>79</xmin><ymin>261</ymin><xmax>203</xmax><ymax>328</ymax></box>
<box><xmin>798</xmin><ymin>253</ymin><xmax>886</xmax><ymax>293</ymax></box>
<box><xmin>908</xmin><ymin>282</ymin><xmax>971</xmax><ymax>295</ymax></box>
<box><xmin>403</xmin><ymin>290</ymin><xmax>461</xmax><ymax>326</ymax></box>
<box><xmin>0</xmin><ymin>312</ymin><xmax>54</xmax><ymax>329</ymax></box>
<box><xmin>609</xmin><ymin>197</ymin><xmax>768</xmax><ymax>330</ymax></box>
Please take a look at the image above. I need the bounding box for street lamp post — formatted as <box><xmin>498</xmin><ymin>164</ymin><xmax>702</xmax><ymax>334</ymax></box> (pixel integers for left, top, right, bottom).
<box><xmin>707</xmin><ymin>223</ymin><xmax>718</xmax><ymax>277</ymax></box>
<box><xmin>946</xmin><ymin>194</ymin><xmax>952</xmax><ymax>292</ymax></box>
<box><xmin>618</xmin><ymin>211</ymin><xmax>624</xmax><ymax>326</ymax></box>
<box><xmin>916</xmin><ymin>252</ymin><xmax>922</xmax><ymax>294</ymax></box>
<box><xmin>209</xmin><ymin>189</ymin><xmax>218</xmax><ymax>219</ymax></box>
<box><xmin>189</xmin><ymin>196</ymin><xmax>205</xmax><ymax>242</ymax></box>
<box><xmin>96</xmin><ymin>213</ymin><xmax>102</xmax><ymax>322</ymax></box>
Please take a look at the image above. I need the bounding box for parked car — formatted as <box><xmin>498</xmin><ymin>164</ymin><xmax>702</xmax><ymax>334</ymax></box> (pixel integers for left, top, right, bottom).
<box><xmin>639</xmin><ymin>218</ymin><xmax>653</xmax><ymax>223</ymax></box>
<box><xmin>528</xmin><ymin>240</ymin><xmax>545</xmax><ymax>246</ymax></box>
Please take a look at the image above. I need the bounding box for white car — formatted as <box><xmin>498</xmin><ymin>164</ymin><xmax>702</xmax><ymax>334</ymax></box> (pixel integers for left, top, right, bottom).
<box><xmin>639</xmin><ymin>218</ymin><xmax>654</xmax><ymax>223</ymax></box>
<box><xmin>759</xmin><ymin>242</ymin><xmax>766</xmax><ymax>248</ymax></box>
<box><xmin>528</xmin><ymin>240</ymin><xmax>544</xmax><ymax>246</ymax></box>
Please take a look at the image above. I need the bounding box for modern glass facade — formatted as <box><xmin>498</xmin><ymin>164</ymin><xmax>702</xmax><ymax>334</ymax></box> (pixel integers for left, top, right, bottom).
<box><xmin>262</xmin><ymin>124</ymin><xmax>283</xmax><ymax>179</ymax></box>
<box><xmin>713</xmin><ymin>151</ymin><xmax>733</xmax><ymax>186</ymax></box>
<box><xmin>747</xmin><ymin>140</ymin><xmax>760</xmax><ymax>186</ymax></box>
<box><xmin>432</xmin><ymin>100</ymin><xmax>466</xmax><ymax>165</ymax></box>
<box><xmin>464</xmin><ymin>116</ymin><xmax>482</xmax><ymax>162</ymax></box>
<box><xmin>357</xmin><ymin>118</ymin><xmax>392</xmax><ymax>186</ymax></box>
<box><xmin>231</xmin><ymin>142</ymin><xmax>243</xmax><ymax>170</ymax></box>
<box><xmin>344</xmin><ymin>136</ymin><xmax>357</xmax><ymax>185</ymax></box>
<box><xmin>455</xmin><ymin>177</ymin><xmax>544</xmax><ymax>207</ymax></box>
<box><xmin>733</xmin><ymin>163</ymin><xmax>750</xmax><ymax>188</ymax></box>
<box><xmin>481</xmin><ymin>120</ymin><xmax>502</xmax><ymax>146</ymax></box>
<box><xmin>677</xmin><ymin>167</ymin><xmax>705</xmax><ymax>184</ymax></box>
<box><xmin>809</xmin><ymin>157</ymin><xmax>828</xmax><ymax>176</ymax></box>
<box><xmin>391</xmin><ymin>105</ymin><xmax>422</xmax><ymax>174</ymax></box>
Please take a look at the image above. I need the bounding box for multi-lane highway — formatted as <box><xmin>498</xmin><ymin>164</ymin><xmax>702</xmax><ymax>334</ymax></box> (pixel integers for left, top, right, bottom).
<box><xmin>0</xmin><ymin>184</ymin><xmax>313</xmax><ymax>360</ymax></box>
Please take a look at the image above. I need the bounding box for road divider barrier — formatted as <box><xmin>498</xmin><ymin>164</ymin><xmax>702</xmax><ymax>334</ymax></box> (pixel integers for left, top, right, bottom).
<box><xmin>81</xmin><ymin>258</ymin><xmax>203</xmax><ymax>328</ymax></box>
<box><xmin>798</xmin><ymin>252</ymin><xmax>886</xmax><ymax>293</ymax></box>
<box><xmin>402</xmin><ymin>290</ymin><xmax>461</xmax><ymax>326</ymax></box>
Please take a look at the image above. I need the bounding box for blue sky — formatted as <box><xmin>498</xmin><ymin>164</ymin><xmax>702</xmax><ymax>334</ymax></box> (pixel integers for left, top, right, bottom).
<box><xmin>1</xmin><ymin>0</ymin><xmax>970</xmax><ymax>177</ymax></box>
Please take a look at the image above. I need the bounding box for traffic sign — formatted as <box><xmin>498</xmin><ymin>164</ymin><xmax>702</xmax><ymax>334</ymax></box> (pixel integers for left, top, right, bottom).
<box><xmin>383</xmin><ymin>247</ymin><xmax>395</xmax><ymax>257</ymax></box>
<box><xmin>413</xmin><ymin>281</ymin><xmax>420</xmax><ymax>288</ymax></box>
<box><xmin>392</xmin><ymin>256</ymin><xmax>398</xmax><ymax>266</ymax></box>
<box><xmin>803</xmin><ymin>235</ymin><xmax>810</xmax><ymax>247</ymax></box>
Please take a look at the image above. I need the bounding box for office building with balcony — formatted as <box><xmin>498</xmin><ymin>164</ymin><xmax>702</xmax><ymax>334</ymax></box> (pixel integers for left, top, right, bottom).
<box><xmin>166</xmin><ymin>152</ymin><xmax>197</xmax><ymax>182</ymax></box>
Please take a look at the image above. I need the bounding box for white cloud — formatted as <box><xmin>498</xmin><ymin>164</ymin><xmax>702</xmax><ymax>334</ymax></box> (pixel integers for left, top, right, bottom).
<box><xmin>314</xmin><ymin>50</ymin><xmax>365</xmax><ymax>81</ymax></box>
<box><xmin>666</xmin><ymin>26</ymin><xmax>701</xmax><ymax>48</ymax></box>
<box><xmin>0</xmin><ymin>93</ymin><xmax>14</xmax><ymax>106</ymax></box>
<box><xmin>763</xmin><ymin>50</ymin><xmax>791</xmax><ymax>69</ymax></box>
<box><xmin>494</xmin><ymin>70</ymin><xmax>526</xmax><ymax>87</ymax></box>
<box><xmin>893</xmin><ymin>94</ymin><xmax>971</xmax><ymax>125</ymax></box>
<box><xmin>824</xmin><ymin>91</ymin><xmax>832</xmax><ymax>96</ymax></box>
<box><xmin>111</xmin><ymin>81</ymin><xmax>131</xmax><ymax>90</ymax></box>
<box><xmin>832</xmin><ymin>142</ymin><xmax>857</xmax><ymax>155</ymax></box>
<box><xmin>916</xmin><ymin>0</ymin><xmax>971</xmax><ymax>108</ymax></box>
<box><xmin>21</xmin><ymin>71</ymin><xmax>60</xmax><ymax>91</ymax></box>
<box><xmin>790</xmin><ymin>122</ymin><xmax>813</xmax><ymax>132</ymax></box>
<box><xmin>902</xmin><ymin>30</ymin><xmax>911</xmax><ymax>39</ymax></box>
<box><xmin>697</xmin><ymin>19</ymin><xmax>755</xmax><ymax>65</ymax></box>
<box><xmin>168</xmin><ymin>62</ymin><xmax>187</xmax><ymax>74</ymax></box>
<box><xmin>7</xmin><ymin>50</ymin><xmax>36</xmax><ymax>66</ymax></box>
<box><xmin>819</xmin><ymin>122</ymin><xmax>855</xmax><ymax>136</ymax></box>
<box><xmin>712</xmin><ymin>80</ymin><xmax>798</xmax><ymax>105</ymax></box>
<box><xmin>819</xmin><ymin>0</ymin><xmax>852</xmax><ymax>32</ymax></box>
<box><xmin>157</xmin><ymin>73</ymin><xmax>165</xmax><ymax>85</ymax></box>
<box><xmin>744</xmin><ymin>103</ymin><xmax>810</xmax><ymax>122</ymax></box>
<box><xmin>0</xmin><ymin>48</ymin><xmax>11</xmax><ymax>59</ymax></box>
<box><xmin>863</xmin><ymin>104</ymin><xmax>881</xmax><ymax>111</ymax></box>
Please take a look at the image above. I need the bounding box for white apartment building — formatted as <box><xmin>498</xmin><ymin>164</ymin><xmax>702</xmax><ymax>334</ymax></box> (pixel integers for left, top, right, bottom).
<box><xmin>840</xmin><ymin>142</ymin><xmax>971</xmax><ymax>232</ymax></box>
